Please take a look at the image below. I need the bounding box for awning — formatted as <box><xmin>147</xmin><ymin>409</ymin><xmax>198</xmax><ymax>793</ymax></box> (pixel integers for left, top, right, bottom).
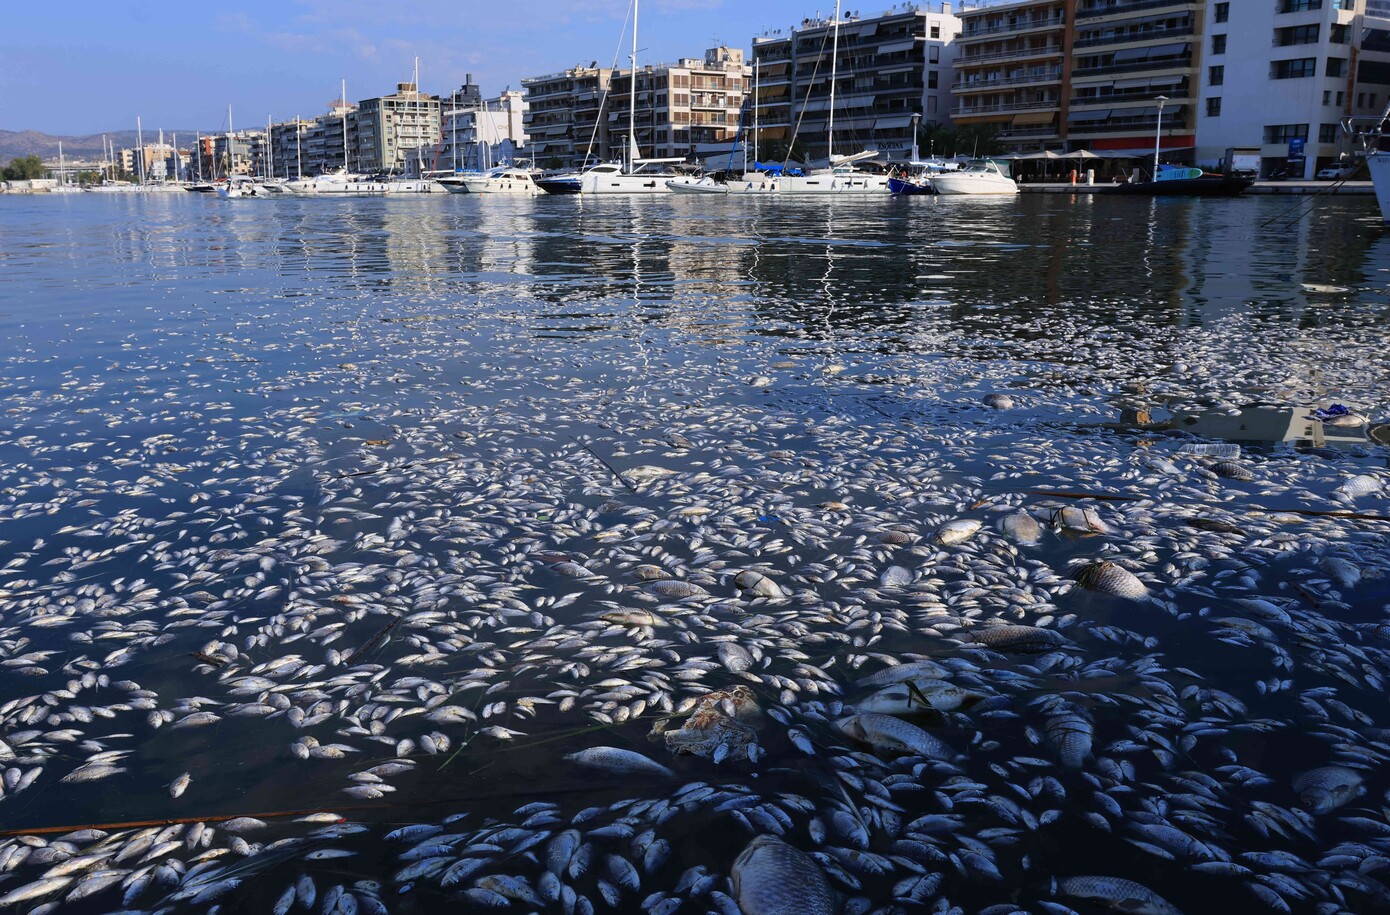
<box><xmin>1112</xmin><ymin>47</ymin><xmax>1148</xmax><ymax>63</ymax></box>
<box><xmin>875</xmin><ymin>116</ymin><xmax>914</xmax><ymax>130</ymax></box>
<box><xmin>758</xmin><ymin>127</ymin><xmax>789</xmax><ymax>140</ymax></box>
<box><xmin>858</xmin><ymin>22</ymin><xmax>879</xmax><ymax>37</ymax></box>
<box><xmin>1112</xmin><ymin>77</ymin><xmax>1153</xmax><ymax>88</ymax></box>
<box><xmin>799</xmin><ymin>98</ymin><xmax>830</xmax><ymax>112</ymax></box>
<box><xmin>839</xmin><ymin>94</ymin><xmax>876</xmax><ymax>109</ymax></box>
<box><xmin>877</xmin><ymin>40</ymin><xmax>917</xmax><ymax>55</ymax></box>
<box><xmin>1013</xmin><ymin>111</ymin><xmax>1056</xmax><ymax>126</ymax></box>
<box><xmin>1144</xmin><ymin>43</ymin><xmax>1188</xmax><ymax>60</ymax></box>
<box><xmin>1068</xmin><ymin>108</ymin><xmax>1111</xmax><ymax>123</ymax></box>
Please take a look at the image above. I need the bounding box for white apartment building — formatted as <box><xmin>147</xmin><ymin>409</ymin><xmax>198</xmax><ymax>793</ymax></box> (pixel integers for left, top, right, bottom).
<box><xmin>1196</xmin><ymin>0</ymin><xmax>1390</xmax><ymax>178</ymax></box>
<box><xmin>438</xmin><ymin>90</ymin><xmax>528</xmax><ymax>171</ymax></box>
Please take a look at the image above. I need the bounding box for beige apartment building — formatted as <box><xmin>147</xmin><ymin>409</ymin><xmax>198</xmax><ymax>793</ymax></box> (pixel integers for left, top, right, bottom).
<box><xmin>604</xmin><ymin>47</ymin><xmax>748</xmax><ymax>162</ymax></box>
<box><xmin>522</xmin><ymin>67</ymin><xmax>614</xmax><ymax>168</ymax></box>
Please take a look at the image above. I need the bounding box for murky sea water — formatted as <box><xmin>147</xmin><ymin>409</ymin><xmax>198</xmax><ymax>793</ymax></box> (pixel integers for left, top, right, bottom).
<box><xmin>1</xmin><ymin>192</ymin><xmax>1389</xmax><ymax>915</ymax></box>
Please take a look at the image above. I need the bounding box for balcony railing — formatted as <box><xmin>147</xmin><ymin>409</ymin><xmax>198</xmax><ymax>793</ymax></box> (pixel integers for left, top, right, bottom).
<box><xmin>953</xmin><ymin>99</ymin><xmax>1061</xmax><ymax>117</ymax></box>
<box><xmin>1069</xmin><ymin>114</ymin><xmax>1189</xmax><ymax>133</ymax></box>
<box><xmin>954</xmin><ymin>68</ymin><xmax>1063</xmax><ymax>90</ymax></box>
<box><xmin>1071</xmin><ymin>86</ymin><xmax>1189</xmax><ymax>106</ymax></box>
<box><xmin>997</xmin><ymin>126</ymin><xmax>1060</xmax><ymax>139</ymax></box>
<box><xmin>960</xmin><ymin>15</ymin><xmax>1067</xmax><ymax>39</ymax></box>
<box><xmin>1072</xmin><ymin>56</ymin><xmax>1192</xmax><ymax>76</ymax></box>
<box><xmin>957</xmin><ymin>44</ymin><xmax>1064</xmax><ymax>64</ymax></box>
<box><xmin>1074</xmin><ymin>25</ymin><xmax>1194</xmax><ymax>49</ymax></box>
<box><xmin>1078</xmin><ymin>0</ymin><xmax>1195</xmax><ymax>18</ymax></box>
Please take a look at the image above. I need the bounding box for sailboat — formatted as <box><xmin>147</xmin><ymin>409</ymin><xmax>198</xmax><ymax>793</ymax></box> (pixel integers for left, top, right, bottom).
<box><xmin>580</xmin><ymin>0</ymin><xmax>703</xmax><ymax>194</ymax></box>
<box><xmin>721</xmin><ymin>0</ymin><xmax>888</xmax><ymax>196</ymax></box>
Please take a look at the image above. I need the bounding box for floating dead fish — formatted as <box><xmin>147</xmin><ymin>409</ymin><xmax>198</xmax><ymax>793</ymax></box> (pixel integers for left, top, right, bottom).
<box><xmin>933</xmin><ymin>519</ymin><xmax>982</xmax><ymax>546</ymax></box>
<box><xmin>983</xmin><ymin>393</ymin><xmax>1014</xmax><ymax>410</ymax></box>
<box><xmin>835</xmin><ymin>713</ymin><xmax>955</xmax><ymax>761</ymax></box>
<box><xmin>1292</xmin><ymin>766</ymin><xmax>1363</xmax><ymax>813</ymax></box>
<box><xmin>1051</xmin><ymin>506</ymin><xmax>1108</xmax><ymax>535</ymax></box>
<box><xmin>734</xmin><ymin>570</ymin><xmax>786</xmax><ymax>600</ymax></box>
<box><xmin>998</xmin><ymin>509</ymin><xmax>1042</xmax><ymax>544</ymax></box>
<box><xmin>1055</xmin><ymin>876</ymin><xmax>1182</xmax><ymax>915</ymax></box>
<box><xmin>963</xmin><ymin>624</ymin><xmax>1065</xmax><ymax>653</ymax></box>
<box><xmin>563</xmin><ymin>748</ymin><xmax>674</xmax><ymax>778</ymax></box>
<box><xmin>644</xmin><ymin>580</ymin><xmax>709</xmax><ymax>599</ymax></box>
<box><xmin>1210</xmin><ymin>460</ymin><xmax>1255</xmax><ymax>482</ymax></box>
<box><xmin>732</xmin><ymin>836</ymin><xmax>836</xmax><ymax>915</ymax></box>
<box><xmin>1073</xmin><ymin>560</ymin><xmax>1149</xmax><ymax>600</ymax></box>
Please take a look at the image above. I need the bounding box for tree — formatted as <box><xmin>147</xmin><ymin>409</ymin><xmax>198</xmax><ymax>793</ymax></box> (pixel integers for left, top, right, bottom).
<box><xmin>757</xmin><ymin>136</ymin><xmax>809</xmax><ymax>165</ymax></box>
<box><xmin>75</xmin><ymin>170</ymin><xmax>101</xmax><ymax>186</ymax></box>
<box><xmin>2</xmin><ymin>155</ymin><xmax>46</xmax><ymax>180</ymax></box>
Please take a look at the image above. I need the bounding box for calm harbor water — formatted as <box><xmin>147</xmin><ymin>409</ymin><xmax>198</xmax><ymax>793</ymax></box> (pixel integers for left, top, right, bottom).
<box><xmin>1</xmin><ymin>193</ymin><xmax>1389</xmax><ymax>915</ymax></box>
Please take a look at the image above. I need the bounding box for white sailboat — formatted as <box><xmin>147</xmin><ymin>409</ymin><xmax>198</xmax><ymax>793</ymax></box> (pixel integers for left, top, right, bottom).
<box><xmin>720</xmin><ymin>1</ymin><xmax>888</xmax><ymax>196</ymax></box>
<box><xmin>282</xmin><ymin>81</ymin><xmax>390</xmax><ymax>196</ymax></box>
<box><xmin>581</xmin><ymin>0</ymin><xmax>703</xmax><ymax>194</ymax></box>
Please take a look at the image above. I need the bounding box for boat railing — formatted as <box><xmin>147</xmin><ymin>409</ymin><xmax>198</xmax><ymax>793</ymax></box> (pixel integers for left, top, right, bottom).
<box><xmin>1340</xmin><ymin>112</ymin><xmax>1389</xmax><ymax>154</ymax></box>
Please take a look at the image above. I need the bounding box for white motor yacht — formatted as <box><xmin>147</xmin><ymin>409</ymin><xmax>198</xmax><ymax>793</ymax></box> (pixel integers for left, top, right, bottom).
<box><xmin>929</xmin><ymin>160</ymin><xmax>1020</xmax><ymax>196</ymax></box>
<box><xmin>281</xmin><ymin>170</ymin><xmax>390</xmax><ymax>196</ymax></box>
<box><xmin>216</xmin><ymin>176</ymin><xmax>264</xmax><ymax>199</ymax></box>
<box><xmin>580</xmin><ymin>160</ymin><xmax>705</xmax><ymax>195</ymax></box>
<box><xmin>461</xmin><ymin>167</ymin><xmax>540</xmax><ymax>195</ymax></box>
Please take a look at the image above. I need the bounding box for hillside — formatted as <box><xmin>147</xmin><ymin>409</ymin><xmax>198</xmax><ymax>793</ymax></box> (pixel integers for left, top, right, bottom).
<box><xmin>0</xmin><ymin>129</ymin><xmax>209</xmax><ymax>163</ymax></box>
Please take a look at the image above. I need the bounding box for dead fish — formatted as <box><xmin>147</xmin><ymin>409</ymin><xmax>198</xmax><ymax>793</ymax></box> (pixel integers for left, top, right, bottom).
<box><xmin>1320</xmin><ymin>556</ymin><xmax>1360</xmax><ymax>590</ymax></box>
<box><xmin>732</xmin><ymin>836</ymin><xmax>837</xmax><ymax>915</ymax></box>
<box><xmin>835</xmin><ymin>713</ymin><xmax>955</xmax><ymax>761</ymax></box>
<box><xmin>1336</xmin><ymin>474</ymin><xmax>1383</xmax><ymax>500</ymax></box>
<box><xmin>879</xmin><ymin>566</ymin><xmax>912</xmax><ymax>589</ymax></box>
<box><xmin>877</xmin><ymin>530</ymin><xmax>914</xmax><ymax>545</ymax></box>
<box><xmin>717</xmin><ymin>643</ymin><xmax>756</xmax><ymax>673</ymax></box>
<box><xmin>998</xmin><ymin>509</ymin><xmax>1042</xmax><ymax>544</ymax></box>
<box><xmin>963</xmin><ymin>625</ymin><xmax>1065</xmax><ymax>653</ymax></box>
<box><xmin>600</xmin><ymin>610</ymin><xmax>663</xmax><ymax>627</ymax></box>
<box><xmin>1210</xmin><ymin>460</ymin><xmax>1255</xmax><ymax>482</ymax></box>
<box><xmin>1292</xmin><ymin>766</ymin><xmax>1363</xmax><ymax>813</ymax></box>
<box><xmin>1073</xmin><ymin>560</ymin><xmax>1148</xmax><ymax>601</ymax></box>
<box><xmin>983</xmin><ymin>393</ymin><xmax>1014</xmax><ymax>410</ymax></box>
<box><xmin>1185</xmin><ymin>517</ymin><xmax>1244</xmax><ymax>535</ymax></box>
<box><xmin>1051</xmin><ymin>506</ymin><xmax>1108</xmax><ymax>535</ymax></box>
<box><xmin>626</xmin><ymin>465</ymin><xmax>677</xmax><ymax>481</ymax></box>
<box><xmin>933</xmin><ymin>519</ymin><xmax>982</xmax><ymax>546</ymax></box>
<box><xmin>169</xmin><ymin>773</ymin><xmax>191</xmax><ymax>798</ymax></box>
<box><xmin>0</xmin><ymin>877</ymin><xmax>74</xmax><ymax>907</ymax></box>
<box><xmin>1055</xmin><ymin>876</ymin><xmax>1182</xmax><ymax>915</ymax></box>
<box><xmin>855</xmin><ymin>680</ymin><xmax>984</xmax><ymax>715</ymax></box>
<box><xmin>563</xmin><ymin>747</ymin><xmax>674</xmax><ymax>778</ymax></box>
<box><xmin>633</xmin><ymin>564</ymin><xmax>671</xmax><ymax>582</ymax></box>
<box><xmin>856</xmin><ymin>660</ymin><xmax>952</xmax><ymax>688</ymax></box>
<box><xmin>734</xmin><ymin>570</ymin><xmax>786</xmax><ymax>600</ymax></box>
<box><xmin>645</xmin><ymin>580</ymin><xmax>708</xmax><ymax>599</ymax></box>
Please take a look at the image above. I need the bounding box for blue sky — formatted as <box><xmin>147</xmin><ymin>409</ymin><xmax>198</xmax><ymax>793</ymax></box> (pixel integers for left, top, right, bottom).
<box><xmin>2</xmin><ymin>0</ymin><xmax>898</xmax><ymax>134</ymax></box>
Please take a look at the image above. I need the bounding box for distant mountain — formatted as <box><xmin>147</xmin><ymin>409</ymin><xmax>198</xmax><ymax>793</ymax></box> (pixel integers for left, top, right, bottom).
<box><xmin>0</xmin><ymin>129</ymin><xmax>210</xmax><ymax>163</ymax></box>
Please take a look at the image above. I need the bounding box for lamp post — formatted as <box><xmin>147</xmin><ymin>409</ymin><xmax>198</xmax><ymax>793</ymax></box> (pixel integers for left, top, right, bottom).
<box><xmin>1153</xmin><ymin>95</ymin><xmax>1169</xmax><ymax>179</ymax></box>
<box><xmin>910</xmin><ymin>112</ymin><xmax>921</xmax><ymax>163</ymax></box>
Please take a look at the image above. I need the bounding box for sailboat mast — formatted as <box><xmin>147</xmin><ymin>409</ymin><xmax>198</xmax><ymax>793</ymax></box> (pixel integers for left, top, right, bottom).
<box><xmin>58</xmin><ymin>141</ymin><xmax>64</xmax><ymax>187</ymax></box>
<box><xmin>136</xmin><ymin>116</ymin><xmax>145</xmax><ymax>185</ymax></box>
<box><xmin>628</xmin><ymin>0</ymin><xmax>639</xmax><ymax>172</ymax></box>
<box><xmin>828</xmin><ymin>0</ymin><xmax>840</xmax><ymax>163</ymax></box>
<box><xmin>342</xmin><ymin>79</ymin><xmax>349</xmax><ymax>172</ymax></box>
<box><xmin>296</xmin><ymin>117</ymin><xmax>302</xmax><ymax>179</ymax></box>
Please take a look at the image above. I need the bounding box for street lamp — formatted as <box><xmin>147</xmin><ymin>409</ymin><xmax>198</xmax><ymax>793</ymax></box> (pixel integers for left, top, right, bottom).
<box><xmin>910</xmin><ymin>112</ymin><xmax>921</xmax><ymax>163</ymax></box>
<box><xmin>1153</xmin><ymin>95</ymin><xmax>1169</xmax><ymax>179</ymax></box>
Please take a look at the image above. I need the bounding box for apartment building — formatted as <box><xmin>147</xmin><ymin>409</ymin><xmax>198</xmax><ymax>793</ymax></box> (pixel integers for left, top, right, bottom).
<box><xmin>752</xmin><ymin>5</ymin><xmax>961</xmax><ymax>165</ymax></box>
<box><xmin>1196</xmin><ymin>0</ymin><xmax>1390</xmax><ymax>178</ymax></box>
<box><xmin>353</xmin><ymin>83</ymin><xmax>441</xmax><ymax>173</ymax></box>
<box><xmin>439</xmin><ymin>90</ymin><xmax>529</xmax><ymax>171</ymax></box>
<box><xmin>604</xmin><ymin>47</ymin><xmax>748</xmax><ymax>162</ymax></box>
<box><xmin>269</xmin><ymin>118</ymin><xmax>312</xmax><ymax>180</ymax></box>
<box><xmin>1066</xmin><ymin>0</ymin><xmax>1201</xmax><ymax>159</ymax></box>
<box><xmin>952</xmin><ymin>0</ymin><xmax>1070</xmax><ymax>152</ymax></box>
<box><xmin>300</xmin><ymin>100</ymin><xmax>356</xmax><ymax>175</ymax></box>
<box><xmin>522</xmin><ymin>66</ymin><xmax>613</xmax><ymax>168</ymax></box>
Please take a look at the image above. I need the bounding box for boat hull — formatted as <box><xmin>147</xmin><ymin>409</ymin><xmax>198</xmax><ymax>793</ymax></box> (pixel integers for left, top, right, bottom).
<box><xmin>536</xmin><ymin>177</ymin><xmax>582</xmax><ymax>195</ymax></box>
<box><xmin>930</xmin><ymin>174</ymin><xmax>1019</xmax><ymax>196</ymax></box>
<box><xmin>887</xmin><ymin>177</ymin><xmax>934</xmax><ymax>196</ymax></box>
<box><xmin>1367</xmin><ymin>153</ymin><xmax>1390</xmax><ymax>222</ymax></box>
<box><xmin>1099</xmin><ymin>176</ymin><xmax>1253</xmax><ymax>197</ymax></box>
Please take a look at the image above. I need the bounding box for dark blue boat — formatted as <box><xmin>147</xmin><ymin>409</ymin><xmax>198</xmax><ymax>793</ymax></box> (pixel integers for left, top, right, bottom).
<box><xmin>888</xmin><ymin>176</ymin><xmax>934</xmax><ymax>196</ymax></box>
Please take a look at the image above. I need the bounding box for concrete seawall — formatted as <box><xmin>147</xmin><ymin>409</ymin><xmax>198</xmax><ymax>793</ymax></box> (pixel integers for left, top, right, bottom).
<box><xmin>1020</xmin><ymin>181</ymin><xmax>1375</xmax><ymax>196</ymax></box>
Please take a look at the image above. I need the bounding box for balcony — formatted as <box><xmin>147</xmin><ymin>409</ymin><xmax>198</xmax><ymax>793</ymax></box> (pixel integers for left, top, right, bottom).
<box><xmin>1071</xmin><ymin>85</ymin><xmax>1190</xmax><ymax>107</ymax></box>
<box><xmin>954</xmin><ymin>68</ymin><xmax>1063</xmax><ymax>92</ymax></box>
<box><xmin>957</xmin><ymin>44</ymin><xmax>1064</xmax><ymax>65</ymax></box>
<box><xmin>952</xmin><ymin>99</ymin><xmax>1061</xmax><ymax>118</ymax></box>
<box><xmin>998</xmin><ymin>126</ymin><xmax>1061</xmax><ymax>140</ymax></box>
<box><xmin>1067</xmin><ymin>105</ymin><xmax>1189</xmax><ymax>133</ymax></box>
<box><xmin>1077</xmin><ymin>0</ymin><xmax>1195</xmax><ymax>19</ymax></box>
<box><xmin>1074</xmin><ymin>25</ymin><xmax>1194</xmax><ymax>49</ymax></box>
<box><xmin>958</xmin><ymin>15</ymin><xmax>1067</xmax><ymax>42</ymax></box>
<box><xmin>1072</xmin><ymin>54</ymin><xmax>1193</xmax><ymax>77</ymax></box>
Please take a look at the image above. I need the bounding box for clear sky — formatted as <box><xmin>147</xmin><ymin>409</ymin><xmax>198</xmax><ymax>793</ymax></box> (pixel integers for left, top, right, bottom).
<box><xmin>1</xmin><ymin>0</ymin><xmax>942</xmax><ymax>135</ymax></box>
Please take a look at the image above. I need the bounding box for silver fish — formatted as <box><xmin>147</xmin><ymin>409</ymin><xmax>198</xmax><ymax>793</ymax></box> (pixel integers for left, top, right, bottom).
<box><xmin>732</xmin><ymin>836</ymin><xmax>836</xmax><ymax>915</ymax></box>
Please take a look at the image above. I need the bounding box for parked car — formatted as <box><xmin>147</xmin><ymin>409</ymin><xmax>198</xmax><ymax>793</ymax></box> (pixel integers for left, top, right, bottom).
<box><xmin>1316</xmin><ymin>163</ymin><xmax>1360</xmax><ymax>180</ymax></box>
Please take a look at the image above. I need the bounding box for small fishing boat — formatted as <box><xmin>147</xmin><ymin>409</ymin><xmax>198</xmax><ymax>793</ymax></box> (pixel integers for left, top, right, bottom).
<box><xmin>1100</xmin><ymin>164</ymin><xmax>1253</xmax><ymax>197</ymax></box>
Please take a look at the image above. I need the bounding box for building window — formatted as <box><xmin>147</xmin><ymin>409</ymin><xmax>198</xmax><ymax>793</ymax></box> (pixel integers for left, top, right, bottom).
<box><xmin>1277</xmin><ymin>0</ymin><xmax>1323</xmax><ymax>11</ymax></box>
<box><xmin>1276</xmin><ymin>24</ymin><xmax>1320</xmax><ymax>46</ymax></box>
<box><xmin>1272</xmin><ymin>58</ymin><xmax>1317</xmax><ymax>79</ymax></box>
<box><xmin>1327</xmin><ymin>58</ymin><xmax>1346</xmax><ymax>77</ymax></box>
<box><xmin>1331</xmin><ymin>24</ymin><xmax>1349</xmax><ymax>44</ymax></box>
<box><xmin>928</xmin><ymin>70</ymin><xmax>939</xmax><ymax>89</ymax></box>
<box><xmin>1212</xmin><ymin>34</ymin><xmax>1226</xmax><ymax>55</ymax></box>
<box><xmin>1319</xmin><ymin>123</ymin><xmax>1339</xmax><ymax>143</ymax></box>
<box><xmin>1324</xmin><ymin>90</ymin><xmax>1332</xmax><ymax>105</ymax></box>
<box><xmin>1207</xmin><ymin>97</ymin><xmax>1222</xmax><ymax>117</ymax></box>
<box><xmin>1214</xmin><ymin>2</ymin><xmax>1229</xmax><ymax>22</ymax></box>
<box><xmin>1337</xmin><ymin>91</ymin><xmax>1345</xmax><ymax>106</ymax></box>
<box><xmin>931</xmin><ymin>24</ymin><xmax>940</xmax><ymax>38</ymax></box>
<box><xmin>1209</xmin><ymin>65</ymin><xmax>1224</xmax><ymax>86</ymax></box>
<box><xmin>1264</xmin><ymin>123</ymin><xmax>1309</xmax><ymax>144</ymax></box>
